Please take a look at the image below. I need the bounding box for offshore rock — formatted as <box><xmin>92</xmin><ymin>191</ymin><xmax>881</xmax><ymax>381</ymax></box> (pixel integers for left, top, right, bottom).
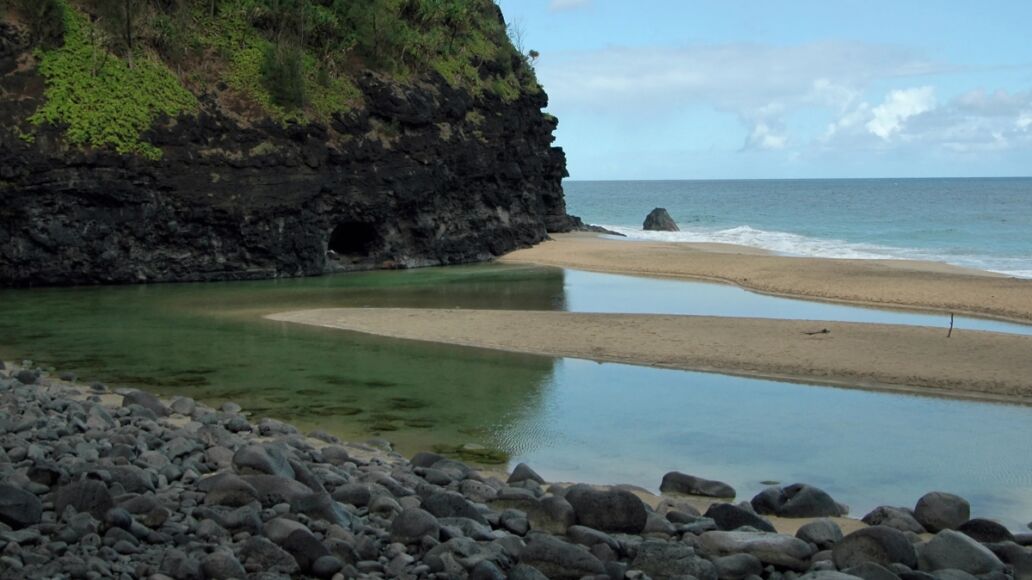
<box><xmin>643</xmin><ymin>207</ymin><xmax>679</xmax><ymax>231</ymax></box>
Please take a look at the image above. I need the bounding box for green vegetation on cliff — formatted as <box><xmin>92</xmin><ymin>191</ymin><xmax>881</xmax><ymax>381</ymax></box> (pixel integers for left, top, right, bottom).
<box><xmin>28</xmin><ymin>1</ymin><xmax>197</xmax><ymax>159</ymax></box>
<box><xmin>7</xmin><ymin>0</ymin><xmax>540</xmax><ymax>158</ymax></box>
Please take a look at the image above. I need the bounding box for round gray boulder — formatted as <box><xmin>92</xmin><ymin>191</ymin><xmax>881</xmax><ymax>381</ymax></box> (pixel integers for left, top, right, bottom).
<box><xmin>914</xmin><ymin>492</ymin><xmax>969</xmax><ymax>533</ymax></box>
<box><xmin>564</xmin><ymin>484</ymin><xmax>648</xmax><ymax>534</ymax></box>
<box><xmin>660</xmin><ymin>471</ymin><xmax>736</xmax><ymax>498</ymax></box>
<box><xmin>797</xmin><ymin>518</ymin><xmax>844</xmax><ymax>549</ymax></box>
<box><xmin>862</xmin><ymin>506</ymin><xmax>926</xmax><ymax>534</ymax></box>
<box><xmin>832</xmin><ymin>526</ymin><xmax>918</xmax><ymax>569</ymax></box>
<box><xmin>0</xmin><ymin>483</ymin><xmax>43</xmax><ymax>529</ymax></box>
<box><xmin>752</xmin><ymin>484</ymin><xmax>846</xmax><ymax>518</ymax></box>
<box><xmin>390</xmin><ymin>507</ymin><xmax>440</xmax><ymax>545</ymax></box>
<box><xmin>918</xmin><ymin>529</ymin><xmax>1005</xmax><ymax>575</ymax></box>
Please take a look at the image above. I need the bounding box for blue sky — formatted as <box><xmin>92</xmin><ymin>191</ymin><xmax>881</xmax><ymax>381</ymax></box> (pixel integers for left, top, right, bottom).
<box><xmin>497</xmin><ymin>0</ymin><xmax>1032</xmax><ymax>179</ymax></box>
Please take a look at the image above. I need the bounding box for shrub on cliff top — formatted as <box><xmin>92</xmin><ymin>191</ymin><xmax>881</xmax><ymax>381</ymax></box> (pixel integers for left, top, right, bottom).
<box><xmin>260</xmin><ymin>42</ymin><xmax>305</xmax><ymax>110</ymax></box>
<box><xmin>28</xmin><ymin>1</ymin><xmax>197</xmax><ymax>159</ymax></box>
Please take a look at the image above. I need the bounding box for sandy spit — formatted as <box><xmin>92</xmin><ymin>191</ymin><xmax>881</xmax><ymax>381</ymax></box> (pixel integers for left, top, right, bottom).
<box><xmin>499</xmin><ymin>233</ymin><xmax>1032</xmax><ymax>323</ymax></box>
<box><xmin>267</xmin><ymin>308</ymin><xmax>1032</xmax><ymax>404</ymax></box>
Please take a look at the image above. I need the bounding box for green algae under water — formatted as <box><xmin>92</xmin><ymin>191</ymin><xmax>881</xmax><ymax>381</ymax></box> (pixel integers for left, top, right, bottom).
<box><xmin>0</xmin><ymin>265</ymin><xmax>568</xmax><ymax>459</ymax></box>
<box><xmin>2</xmin><ymin>264</ymin><xmax>1032</xmax><ymax>526</ymax></box>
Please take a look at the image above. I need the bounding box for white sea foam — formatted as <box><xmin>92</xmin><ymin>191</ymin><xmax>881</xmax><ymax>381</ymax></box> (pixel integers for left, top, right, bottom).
<box><xmin>600</xmin><ymin>225</ymin><xmax>1032</xmax><ymax>279</ymax></box>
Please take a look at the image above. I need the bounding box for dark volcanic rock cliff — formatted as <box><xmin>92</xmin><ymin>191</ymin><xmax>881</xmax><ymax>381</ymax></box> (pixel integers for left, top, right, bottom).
<box><xmin>0</xmin><ymin>23</ymin><xmax>576</xmax><ymax>287</ymax></box>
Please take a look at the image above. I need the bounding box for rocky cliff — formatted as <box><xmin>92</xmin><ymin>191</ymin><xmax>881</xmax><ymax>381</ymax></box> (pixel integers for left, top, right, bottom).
<box><xmin>0</xmin><ymin>16</ymin><xmax>577</xmax><ymax>287</ymax></box>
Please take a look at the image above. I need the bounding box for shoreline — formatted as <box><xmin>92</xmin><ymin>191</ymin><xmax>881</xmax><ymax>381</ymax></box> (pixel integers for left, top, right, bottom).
<box><xmin>267</xmin><ymin>308</ymin><xmax>1032</xmax><ymax>405</ymax></box>
<box><xmin>500</xmin><ymin>233</ymin><xmax>1032</xmax><ymax>325</ymax></box>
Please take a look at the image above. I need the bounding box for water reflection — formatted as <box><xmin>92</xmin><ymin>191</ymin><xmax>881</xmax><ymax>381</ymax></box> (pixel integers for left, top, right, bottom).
<box><xmin>511</xmin><ymin>359</ymin><xmax>1032</xmax><ymax>529</ymax></box>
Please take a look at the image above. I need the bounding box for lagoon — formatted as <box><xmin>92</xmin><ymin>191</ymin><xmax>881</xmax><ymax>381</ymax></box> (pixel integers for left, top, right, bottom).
<box><xmin>2</xmin><ymin>264</ymin><xmax>1030</xmax><ymax>526</ymax></box>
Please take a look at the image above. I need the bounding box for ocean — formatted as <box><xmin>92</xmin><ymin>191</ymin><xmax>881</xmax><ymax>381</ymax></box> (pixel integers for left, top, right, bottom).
<box><xmin>563</xmin><ymin>177</ymin><xmax>1032</xmax><ymax>278</ymax></box>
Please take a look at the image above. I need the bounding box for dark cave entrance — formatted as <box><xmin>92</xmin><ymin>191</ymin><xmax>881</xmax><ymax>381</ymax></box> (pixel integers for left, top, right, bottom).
<box><xmin>328</xmin><ymin>222</ymin><xmax>380</xmax><ymax>258</ymax></box>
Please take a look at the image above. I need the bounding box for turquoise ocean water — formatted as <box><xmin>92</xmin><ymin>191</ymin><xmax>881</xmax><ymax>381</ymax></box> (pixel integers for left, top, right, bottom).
<box><xmin>564</xmin><ymin>178</ymin><xmax>1032</xmax><ymax>278</ymax></box>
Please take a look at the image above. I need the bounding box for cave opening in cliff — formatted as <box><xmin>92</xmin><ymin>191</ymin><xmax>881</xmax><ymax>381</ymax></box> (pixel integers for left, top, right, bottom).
<box><xmin>328</xmin><ymin>221</ymin><xmax>379</xmax><ymax>258</ymax></box>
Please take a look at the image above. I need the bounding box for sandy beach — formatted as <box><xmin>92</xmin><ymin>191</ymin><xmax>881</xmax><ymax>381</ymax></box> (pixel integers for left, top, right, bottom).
<box><xmin>267</xmin><ymin>308</ymin><xmax>1032</xmax><ymax>404</ymax></box>
<box><xmin>500</xmin><ymin>233</ymin><xmax>1032</xmax><ymax>323</ymax></box>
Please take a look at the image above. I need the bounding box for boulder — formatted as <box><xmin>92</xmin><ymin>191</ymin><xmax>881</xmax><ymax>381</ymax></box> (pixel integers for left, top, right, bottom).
<box><xmin>331</xmin><ymin>483</ymin><xmax>373</xmax><ymax>507</ymax></box>
<box><xmin>518</xmin><ymin>533</ymin><xmax>606</xmax><ymax>579</ymax></box>
<box><xmin>121</xmin><ymin>390</ymin><xmax>170</xmax><ymax>416</ymax></box>
<box><xmin>290</xmin><ymin>492</ymin><xmax>351</xmax><ymax>528</ymax></box>
<box><xmin>660</xmin><ymin>471</ymin><xmax>736</xmax><ymax>498</ymax></box>
<box><xmin>264</xmin><ymin>517</ymin><xmax>311</xmax><ymax>545</ymax></box>
<box><xmin>0</xmin><ymin>483</ymin><xmax>43</xmax><ymax>528</ymax></box>
<box><xmin>203</xmin><ymin>474</ymin><xmax>259</xmax><ymax>507</ymax></box>
<box><xmin>643</xmin><ymin>207</ymin><xmax>679</xmax><ymax>231</ymax></box>
<box><xmin>698</xmin><ymin>530</ymin><xmax>815</xmax><ymax>570</ymax></box>
<box><xmin>705</xmin><ymin>502</ymin><xmax>776</xmax><ymax>532</ymax></box>
<box><xmin>411</xmin><ymin>451</ymin><xmax>446</xmax><ymax>468</ymax></box>
<box><xmin>391</xmin><ymin>508</ymin><xmax>440</xmax><ymax>544</ymax></box>
<box><xmin>423</xmin><ymin>491</ymin><xmax>486</xmax><ymax>524</ymax></box>
<box><xmin>508</xmin><ymin>463</ymin><xmax>545</xmax><ymax>485</ymax></box>
<box><xmin>862</xmin><ymin>506</ymin><xmax>927</xmax><ymax>534</ymax></box>
<box><xmin>956</xmin><ymin>519</ymin><xmax>1014</xmax><ymax>544</ymax></box>
<box><xmin>752</xmin><ymin>484</ymin><xmax>846</xmax><ymax>518</ymax></box>
<box><xmin>54</xmin><ymin>480</ymin><xmax>114</xmax><ymax>520</ymax></box>
<box><xmin>714</xmin><ymin>553</ymin><xmax>764</xmax><ymax>580</ymax></box>
<box><xmin>843</xmin><ymin>561</ymin><xmax>902</xmax><ymax>580</ymax></box>
<box><xmin>914</xmin><ymin>492</ymin><xmax>969</xmax><ymax>533</ymax></box>
<box><xmin>797</xmin><ymin>518</ymin><xmax>844</xmax><ymax>549</ymax></box>
<box><xmin>566</xmin><ymin>525</ymin><xmax>621</xmax><ymax>552</ymax></box>
<box><xmin>489</xmin><ymin>495</ymin><xmax>576</xmax><ymax>534</ymax></box>
<box><xmin>282</xmin><ymin>529</ymin><xmax>331</xmax><ymax>573</ymax></box>
<box><xmin>239</xmin><ymin>474</ymin><xmax>311</xmax><ymax>507</ymax></box>
<box><xmin>201</xmin><ymin>551</ymin><xmax>247</xmax><ymax>580</ymax></box>
<box><xmin>919</xmin><ymin>530</ymin><xmax>1005</xmax><ymax>575</ymax></box>
<box><xmin>232</xmin><ymin>444</ymin><xmax>295</xmax><ymax>479</ymax></box>
<box><xmin>631</xmin><ymin>540</ymin><xmax>718</xmax><ymax>580</ymax></box>
<box><xmin>239</xmin><ymin>537</ymin><xmax>301</xmax><ymax>574</ymax></box>
<box><xmin>833</xmin><ymin>526</ymin><xmax>919</xmax><ymax>569</ymax></box>
<box><xmin>564</xmin><ymin>484</ymin><xmax>647</xmax><ymax>534</ymax></box>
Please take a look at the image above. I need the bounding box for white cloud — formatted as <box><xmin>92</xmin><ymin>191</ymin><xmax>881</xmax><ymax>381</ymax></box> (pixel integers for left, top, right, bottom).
<box><xmin>537</xmin><ymin>41</ymin><xmax>940</xmax><ymax>150</ymax></box>
<box><xmin>1018</xmin><ymin>112</ymin><xmax>1032</xmax><ymax>131</ymax></box>
<box><xmin>865</xmin><ymin>86</ymin><xmax>936</xmax><ymax>140</ymax></box>
<box><xmin>537</xmin><ymin>39</ymin><xmax>1032</xmax><ymax>157</ymax></box>
<box><xmin>549</xmin><ymin>0</ymin><xmax>591</xmax><ymax>12</ymax></box>
<box><xmin>823</xmin><ymin>88</ymin><xmax>1032</xmax><ymax>153</ymax></box>
<box><xmin>745</xmin><ymin>121</ymin><xmax>788</xmax><ymax>150</ymax></box>
<box><xmin>538</xmin><ymin>42</ymin><xmax>939</xmax><ymax>112</ymax></box>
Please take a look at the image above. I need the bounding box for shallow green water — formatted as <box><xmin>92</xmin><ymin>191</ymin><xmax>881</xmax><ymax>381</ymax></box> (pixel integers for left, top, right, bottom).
<box><xmin>0</xmin><ymin>265</ymin><xmax>567</xmax><ymax>458</ymax></box>
<box><xmin>2</xmin><ymin>265</ymin><xmax>1031</xmax><ymax>526</ymax></box>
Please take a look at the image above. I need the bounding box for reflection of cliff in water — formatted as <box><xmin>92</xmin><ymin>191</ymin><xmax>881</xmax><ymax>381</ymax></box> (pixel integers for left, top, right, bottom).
<box><xmin>0</xmin><ymin>264</ymin><xmax>566</xmax><ymax>459</ymax></box>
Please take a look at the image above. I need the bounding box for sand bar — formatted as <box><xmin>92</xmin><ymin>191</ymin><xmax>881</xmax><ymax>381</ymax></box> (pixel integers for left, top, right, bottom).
<box><xmin>267</xmin><ymin>308</ymin><xmax>1032</xmax><ymax>404</ymax></box>
<box><xmin>500</xmin><ymin>233</ymin><xmax>1032</xmax><ymax>323</ymax></box>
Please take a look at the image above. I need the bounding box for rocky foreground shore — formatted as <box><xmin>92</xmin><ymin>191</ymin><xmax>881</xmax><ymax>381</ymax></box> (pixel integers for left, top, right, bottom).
<box><xmin>1</xmin><ymin>362</ymin><xmax>1030</xmax><ymax>580</ymax></box>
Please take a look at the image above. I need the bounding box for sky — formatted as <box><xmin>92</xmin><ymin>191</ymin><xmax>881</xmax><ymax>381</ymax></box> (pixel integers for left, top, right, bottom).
<box><xmin>496</xmin><ymin>0</ymin><xmax>1032</xmax><ymax>180</ymax></box>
